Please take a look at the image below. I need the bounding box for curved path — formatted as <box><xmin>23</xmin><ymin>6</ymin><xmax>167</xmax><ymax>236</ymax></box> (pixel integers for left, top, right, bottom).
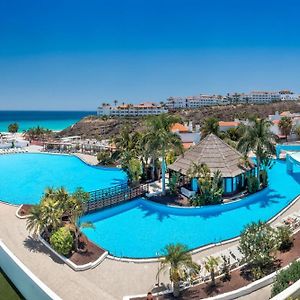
<box><xmin>1</xmin><ymin>198</ymin><xmax>300</xmax><ymax>300</ymax></box>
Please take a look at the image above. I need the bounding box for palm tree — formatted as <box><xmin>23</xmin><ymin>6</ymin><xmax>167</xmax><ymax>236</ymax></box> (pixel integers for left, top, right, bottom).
<box><xmin>113</xmin><ymin>99</ymin><xmax>118</xmax><ymax>107</ymax></box>
<box><xmin>201</xmin><ymin>117</ymin><xmax>219</xmax><ymax>138</ymax></box>
<box><xmin>237</xmin><ymin>118</ymin><xmax>275</xmax><ymax>173</ymax></box>
<box><xmin>66</xmin><ymin>214</ymin><xmax>94</xmax><ymax>252</ymax></box>
<box><xmin>144</xmin><ymin>114</ymin><xmax>183</xmax><ymax>194</ymax></box>
<box><xmin>40</xmin><ymin>198</ymin><xmax>63</xmax><ymax>233</ymax></box>
<box><xmin>278</xmin><ymin>116</ymin><xmax>293</xmax><ymax>142</ymax></box>
<box><xmin>26</xmin><ymin>205</ymin><xmax>44</xmax><ymax>236</ymax></box>
<box><xmin>205</xmin><ymin>256</ymin><xmax>220</xmax><ymax>286</ymax></box>
<box><xmin>158</xmin><ymin>243</ymin><xmax>200</xmax><ymax>297</ymax></box>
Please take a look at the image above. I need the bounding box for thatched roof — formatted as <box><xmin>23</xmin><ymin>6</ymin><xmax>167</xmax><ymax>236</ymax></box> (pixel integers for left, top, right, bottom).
<box><xmin>169</xmin><ymin>133</ymin><xmax>252</xmax><ymax>178</ymax></box>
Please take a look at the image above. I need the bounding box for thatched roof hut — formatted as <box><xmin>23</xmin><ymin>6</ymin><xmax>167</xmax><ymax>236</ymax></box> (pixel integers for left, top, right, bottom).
<box><xmin>169</xmin><ymin>133</ymin><xmax>252</xmax><ymax>177</ymax></box>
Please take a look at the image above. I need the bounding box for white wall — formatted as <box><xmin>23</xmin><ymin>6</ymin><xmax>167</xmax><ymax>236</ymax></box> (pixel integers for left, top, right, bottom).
<box><xmin>0</xmin><ymin>240</ymin><xmax>61</xmax><ymax>300</ymax></box>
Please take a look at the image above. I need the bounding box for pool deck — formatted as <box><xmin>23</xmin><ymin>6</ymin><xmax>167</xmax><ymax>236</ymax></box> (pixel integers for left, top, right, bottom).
<box><xmin>1</xmin><ymin>197</ymin><xmax>300</xmax><ymax>299</ymax></box>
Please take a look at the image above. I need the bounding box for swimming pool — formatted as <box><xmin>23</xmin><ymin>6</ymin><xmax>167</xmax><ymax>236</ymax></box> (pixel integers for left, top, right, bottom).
<box><xmin>0</xmin><ymin>153</ymin><xmax>127</xmax><ymax>205</ymax></box>
<box><xmin>81</xmin><ymin>160</ymin><xmax>300</xmax><ymax>258</ymax></box>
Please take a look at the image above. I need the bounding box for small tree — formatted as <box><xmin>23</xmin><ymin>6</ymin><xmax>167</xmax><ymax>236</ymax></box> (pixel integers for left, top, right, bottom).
<box><xmin>50</xmin><ymin>227</ymin><xmax>73</xmax><ymax>256</ymax></box>
<box><xmin>205</xmin><ymin>256</ymin><xmax>220</xmax><ymax>286</ymax></box>
<box><xmin>158</xmin><ymin>243</ymin><xmax>200</xmax><ymax>297</ymax></box>
<box><xmin>276</xmin><ymin>225</ymin><xmax>293</xmax><ymax>251</ymax></box>
<box><xmin>239</xmin><ymin>221</ymin><xmax>280</xmax><ymax>279</ymax></box>
<box><xmin>168</xmin><ymin>172</ymin><xmax>181</xmax><ymax>195</ymax></box>
<box><xmin>97</xmin><ymin>150</ymin><xmax>113</xmax><ymax>165</ymax></box>
<box><xmin>278</xmin><ymin>116</ymin><xmax>293</xmax><ymax>142</ymax></box>
<box><xmin>247</xmin><ymin>175</ymin><xmax>259</xmax><ymax>193</ymax></box>
<box><xmin>8</xmin><ymin>123</ymin><xmax>19</xmax><ymax>134</ymax></box>
<box><xmin>127</xmin><ymin>158</ymin><xmax>142</xmax><ymax>186</ymax></box>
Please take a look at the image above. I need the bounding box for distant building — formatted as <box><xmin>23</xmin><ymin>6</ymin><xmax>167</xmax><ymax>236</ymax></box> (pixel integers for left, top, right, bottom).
<box><xmin>166</xmin><ymin>95</ymin><xmax>224</xmax><ymax>110</ymax></box>
<box><xmin>218</xmin><ymin>121</ymin><xmax>240</xmax><ymax>132</ymax></box>
<box><xmin>97</xmin><ymin>102</ymin><xmax>168</xmax><ymax>117</ymax></box>
<box><xmin>170</xmin><ymin>122</ymin><xmax>201</xmax><ymax>149</ymax></box>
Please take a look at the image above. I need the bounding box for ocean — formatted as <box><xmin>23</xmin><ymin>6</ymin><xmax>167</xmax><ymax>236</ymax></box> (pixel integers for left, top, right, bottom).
<box><xmin>0</xmin><ymin>111</ymin><xmax>96</xmax><ymax>132</ymax></box>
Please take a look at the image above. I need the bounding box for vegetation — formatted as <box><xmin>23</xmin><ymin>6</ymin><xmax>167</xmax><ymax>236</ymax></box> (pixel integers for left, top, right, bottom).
<box><xmin>276</xmin><ymin>225</ymin><xmax>293</xmax><ymax>251</ymax></box>
<box><xmin>271</xmin><ymin>261</ymin><xmax>300</xmax><ymax>297</ymax></box>
<box><xmin>126</xmin><ymin>158</ymin><xmax>143</xmax><ymax>186</ymax></box>
<box><xmin>237</xmin><ymin>118</ymin><xmax>275</xmax><ymax>187</ymax></box>
<box><xmin>247</xmin><ymin>175</ymin><xmax>259</xmax><ymax>194</ymax></box>
<box><xmin>188</xmin><ymin>163</ymin><xmax>223</xmax><ymax>206</ymax></box>
<box><xmin>204</xmin><ymin>256</ymin><xmax>220</xmax><ymax>286</ymax></box>
<box><xmin>23</xmin><ymin>126</ymin><xmax>52</xmax><ymax>140</ymax></box>
<box><xmin>259</xmin><ymin>170</ymin><xmax>268</xmax><ymax>188</ymax></box>
<box><xmin>8</xmin><ymin>123</ymin><xmax>19</xmax><ymax>134</ymax></box>
<box><xmin>26</xmin><ymin>187</ymin><xmax>92</xmax><ymax>255</ymax></box>
<box><xmin>158</xmin><ymin>243</ymin><xmax>199</xmax><ymax>297</ymax></box>
<box><xmin>0</xmin><ymin>268</ymin><xmax>23</xmax><ymax>300</ymax></box>
<box><xmin>239</xmin><ymin>221</ymin><xmax>293</xmax><ymax>279</ymax></box>
<box><xmin>279</xmin><ymin>116</ymin><xmax>293</xmax><ymax>141</ymax></box>
<box><xmin>168</xmin><ymin>172</ymin><xmax>181</xmax><ymax>195</ymax></box>
<box><xmin>201</xmin><ymin>117</ymin><xmax>219</xmax><ymax>138</ymax></box>
<box><xmin>97</xmin><ymin>150</ymin><xmax>114</xmax><ymax>165</ymax></box>
<box><xmin>50</xmin><ymin>227</ymin><xmax>73</xmax><ymax>256</ymax></box>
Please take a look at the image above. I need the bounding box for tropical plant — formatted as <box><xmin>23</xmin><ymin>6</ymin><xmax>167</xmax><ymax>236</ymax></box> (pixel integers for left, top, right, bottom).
<box><xmin>66</xmin><ymin>214</ymin><xmax>94</xmax><ymax>252</ymax></box>
<box><xmin>97</xmin><ymin>150</ymin><xmax>113</xmax><ymax>165</ymax></box>
<box><xmin>168</xmin><ymin>172</ymin><xmax>181</xmax><ymax>195</ymax></box>
<box><xmin>237</xmin><ymin>118</ymin><xmax>275</xmax><ymax>184</ymax></box>
<box><xmin>24</xmin><ymin>126</ymin><xmax>52</xmax><ymax>141</ymax></box>
<box><xmin>26</xmin><ymin>205</ymin><xmax>44</xmax><ymax>236</ymax></box>
<box><xmin>158</xmin><ymin>243</ymin><xmax>200</xmax><ymax>297</ymax></box>
<box><xmin>204</xmin><ymin>256</ymin><xmax>221</xmax><ymax>286</ymax></box>
<box><xmin>276</xmin><ymin>225</ymin><xmax>293</xmax><ymax>251</ymax></box>
<box><xmin>8</xmin><ymin>123</ymin><xmax>19</xmax><ymax>134</ymax></box>
<box><xmin>247</xmin><ymin>175</ymin><xmax>259</xmax><ymax>193</ymax></box>
<box><xmin>239</xmin><ymin>221</ymin><xmax>280</xmax><ymax>279</ymax></box>
<box><xmin>271</xmin><ymin>261</ymin><xmax>300</xmax><ymax>297</ymax></box>
<box><xmin>126</xmin><ymin>157</ymin><xmax>142</xmax><ymax>186</ymax></box>
<box><xmin>201</xmin><ymin>117</ymin><xmax>219</xmax><ymax>138</ymax></box>
<box><xmin>220</xmin><ymin>254</ymin><xmax>231</xmax><ymax>281</ymax></box>
<box><xmin>279</xmin><ymin>116</ymin><xmax>293</xmax><ymax>142</ymax></box>
<box><xmin>259</xmin><ymin>170</ymin><xmax>268</xmax><ymax>188</ymax></box>
<box><xmin>50</xmin><ymin>227</ymin><xmax>73</xmax><ymax>256</ymax></box>
<box><xmin>143</xmin><ymin>114</ymin><xmax>183</xmax><ymax>194</ymax></box>
<box><xmin>189</xmin><ymin>164</ymin><xmax>223</xmax><ymax>206</ymax></box>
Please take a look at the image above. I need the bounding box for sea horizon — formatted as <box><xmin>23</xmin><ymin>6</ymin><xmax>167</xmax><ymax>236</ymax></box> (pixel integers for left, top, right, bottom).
<box><xmin>0</xmin><ymin>110</ymin><xmax>96</xmax><ymax>132</ymax></box>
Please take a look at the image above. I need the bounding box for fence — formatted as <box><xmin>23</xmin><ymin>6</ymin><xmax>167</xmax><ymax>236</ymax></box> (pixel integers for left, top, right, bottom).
<box><xmin>86</xmin><ymin>183</ymin><xmax>149</xmax><ymax>212</ymax></box>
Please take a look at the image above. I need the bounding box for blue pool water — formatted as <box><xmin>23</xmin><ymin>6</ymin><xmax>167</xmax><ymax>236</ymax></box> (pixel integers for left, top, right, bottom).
<box><xmin>0</xmin><ymin>153</ymin><xmax>127</xmax><ymax>205</ymax></box>
<box><xmin>81</xmin><ymin>160</ymin><xmax>300</xmax><ymax>258</ymax></box>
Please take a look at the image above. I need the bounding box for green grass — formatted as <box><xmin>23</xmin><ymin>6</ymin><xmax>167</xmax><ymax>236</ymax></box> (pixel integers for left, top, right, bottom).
<box><xmin>0</xmin><ymin>268</ymin><xmax>24</xmax><ymax>300</ymax></box>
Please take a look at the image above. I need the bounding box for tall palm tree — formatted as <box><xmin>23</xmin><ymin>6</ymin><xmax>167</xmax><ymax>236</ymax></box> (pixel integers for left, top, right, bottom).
<box><xmin>158</xmin><ymin>243</ymin><xmax>199</xmax><ymax>297</ymax></box>
<box><xmin>144</xmin><ymin>114</ymin><xmax>183</xmax><ymax>194</ymax></box>
<box><xmin>204</xmin><ymin>256</ymin><xmax>220</xmax><ymax>286</ymax></box>
<box><xmin>237</xmin><ymin>118</ymin><xmax>275</xmax><ymax>178</ymax></box>
<box><xmin>201</xmin><ymin>117</ymin><xmax>219</xmax><ymax>138</ymax></box>
<box><xmin>113</xmin><ymin>99</ymin><xmax>118</xmax><ymax>107</ymax></box>
<box><xmin>278</xmin><ymin>116</ymin><xmax>293</xmax><ymax>142</ymax></box>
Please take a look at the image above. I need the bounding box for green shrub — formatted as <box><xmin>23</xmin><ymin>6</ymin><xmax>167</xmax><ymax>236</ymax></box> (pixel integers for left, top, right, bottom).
<box><xmin>239</xmin><ymin>221</ymin><xmax>280</xmax><ymax>278</ymax></box>
<box><xmin>260</xmin><ymin>170</ymin><xmax>268</xmax><ymax>188</ymax></box>
<box><xmin>50</xmin><ymin>227</ymin><xmax>73</xmax><ymax>256</ymax></box>
<box><xmin>247</xmin><ymin>175</ymin><xmax>259</xmax><ymax>193</ymax></box>
<box><xmin>271</xmin><ymin>261</ymin><xmax>300</xmax><ymax>297</ymax></box>
<box><xmin>276</xmin><ymin>225</ymin><xmax>293</xmax><ymax>251</ymax></box>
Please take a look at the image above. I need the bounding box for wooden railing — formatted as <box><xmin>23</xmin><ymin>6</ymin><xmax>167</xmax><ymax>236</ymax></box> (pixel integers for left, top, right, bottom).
<box><xmin>85</xmin><ymin>183</ymin><xmax>149</xmax><ymax>212</ymax></box>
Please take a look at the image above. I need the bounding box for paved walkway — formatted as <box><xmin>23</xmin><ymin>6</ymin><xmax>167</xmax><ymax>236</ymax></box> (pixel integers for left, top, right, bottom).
<box><xmin>1</xmin><ymin>195</ymin><xmax>300</xmax><ymax>299</ymax></box>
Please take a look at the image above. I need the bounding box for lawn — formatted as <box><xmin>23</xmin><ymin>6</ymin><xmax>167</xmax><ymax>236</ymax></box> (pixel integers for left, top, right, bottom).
<box><xmin>0</xmin><ymin>268</ymin><xmax>23</xmax><ymax>300</ymax></box>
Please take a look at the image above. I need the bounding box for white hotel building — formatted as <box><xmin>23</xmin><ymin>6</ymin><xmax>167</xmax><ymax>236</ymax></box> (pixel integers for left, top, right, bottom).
<box><xmin>97</xmin><ymin>102</ymin><xmax>168</xmax><ymax>117</ymax></box>
<box><xmin>166</xmin><ymin>95</ymin><xmax>225</xmax><ymax>109</ymax></box>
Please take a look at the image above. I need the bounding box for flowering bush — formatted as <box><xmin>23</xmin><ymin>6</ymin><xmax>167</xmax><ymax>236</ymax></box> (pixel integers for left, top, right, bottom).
<box><xmin>239</xmin><ymin>221</ymin><xmax>280</xmax><ymax>279</ymax></box>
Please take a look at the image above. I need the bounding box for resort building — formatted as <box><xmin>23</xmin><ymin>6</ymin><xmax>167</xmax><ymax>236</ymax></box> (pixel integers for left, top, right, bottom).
<box><xmin>168</xmin><ymin>134</ymin><xmax>255</xmax><ymax>195</ymax></box>
<box><xmin>218</xmin><ymin>120</ymin><xmax>240</xmax><ymax>132</ymax></box>
<box><xmin>166</xmin><ymin>95</ymin><xmax>225</xmax><ymax>109</ymax></box>
<box><xmin>170</xmin><ymin>122</ymin><xmax>201</xmax><ymax>149</ymax></box>
<box><xmin>97</xmin><ymin>102</ymin><xmax>168</xmax><ymax>117</ymax></box>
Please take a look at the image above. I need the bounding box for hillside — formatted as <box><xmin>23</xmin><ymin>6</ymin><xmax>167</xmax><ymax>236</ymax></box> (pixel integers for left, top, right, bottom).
<box><xmin>59</xmin><ymin>101</ymin><xmax>300</xmax><ymax>139</ymax></box>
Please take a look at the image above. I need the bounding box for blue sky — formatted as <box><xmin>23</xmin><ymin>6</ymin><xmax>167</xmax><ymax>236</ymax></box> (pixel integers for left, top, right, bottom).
<box><xmin>0</xmin><ymin>0</ymin><xmax>300</xmax><ymax>110</ymax></box>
